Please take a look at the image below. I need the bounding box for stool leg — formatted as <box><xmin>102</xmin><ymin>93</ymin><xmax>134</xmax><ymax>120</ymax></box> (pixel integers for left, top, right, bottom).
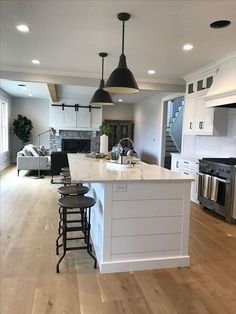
<box><xmin>86</xmin><ymin>207</ymin><xmax>97</xmax><ymax>269</ymax></box>
<box><xmin>56</xmin><ymin>232</ymin><xmax>63</xmax><ymax>255</ymax></box>
<box><xmin>56</xmin><ymin>207</ymin><xmax>67</xmax><ymax>273</ymax></box>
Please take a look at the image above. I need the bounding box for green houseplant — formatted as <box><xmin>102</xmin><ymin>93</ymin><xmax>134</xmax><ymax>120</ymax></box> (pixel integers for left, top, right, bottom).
<box><xmin>99</xmin><ymin>122</ymin><xmax>111</xmax><ymax>135</ymax></box>
<box><xmin>12</xmin><ymin>114</ymin><xmax>33</xmax><ymax>146</ymax></box>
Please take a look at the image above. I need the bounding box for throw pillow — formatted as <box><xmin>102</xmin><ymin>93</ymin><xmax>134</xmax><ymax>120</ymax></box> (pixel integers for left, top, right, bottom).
<box><xmin>39</xmin><ymin>146</ymin><xmax>47</xmax><ymax>156</ymax></box>
<box><xmin>22</xmin><ymin>148</ymin><xmax>33</xmax><ymax>156</ymax></box>
<box><xmin>26</xmin><ymin>145</ymin><xmax>39</xmax><ymax>157</ymax></box>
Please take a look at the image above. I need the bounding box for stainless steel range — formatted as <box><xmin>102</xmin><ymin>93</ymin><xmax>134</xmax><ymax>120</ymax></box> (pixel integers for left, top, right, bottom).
<box><xmin>198</xmin><ymin>158</ymin><xmax>236</xmax><ymax>223</ymax></box>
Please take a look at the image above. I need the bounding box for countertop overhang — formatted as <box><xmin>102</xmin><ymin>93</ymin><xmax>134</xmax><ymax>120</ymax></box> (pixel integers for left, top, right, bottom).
<box><xmin>68</xmin><ymin>154</ymin><xmax>194</xmax><ymax>183</ymax></box>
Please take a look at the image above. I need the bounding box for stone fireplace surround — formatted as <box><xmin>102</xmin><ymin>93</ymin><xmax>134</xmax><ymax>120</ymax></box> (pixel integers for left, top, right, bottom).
<box><xmin>49</xmin><ymin>130</ymin><xmax>100</xmax><ymax>153</ymax></box>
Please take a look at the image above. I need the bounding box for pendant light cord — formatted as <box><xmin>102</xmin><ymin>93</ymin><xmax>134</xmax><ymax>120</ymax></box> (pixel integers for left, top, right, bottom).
<box><xmin>122</xmin><ymin>21</ymin><xmax>125</xmax><ymax>54</ymax></box>
<box><xmin>101</xmin><ymin>56</ymin><xmax>104</xmax><ymax>80</ymax></box>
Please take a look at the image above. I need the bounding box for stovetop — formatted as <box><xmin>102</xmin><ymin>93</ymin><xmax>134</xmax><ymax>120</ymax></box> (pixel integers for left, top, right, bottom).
<box><xmin>202</xmin><ymin>158</ymin><xmax>236</xmax><ymax>166</ymax></box>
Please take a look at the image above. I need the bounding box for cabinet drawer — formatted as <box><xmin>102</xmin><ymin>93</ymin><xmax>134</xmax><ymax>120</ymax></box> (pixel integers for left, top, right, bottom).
<box><xmin>112</xmin><ymin>217</ymin><xmax>182</xmax><ymax>236</ymax></box>
<box><xmin>178</xmin><ymin>159</ymin><xmax>198</xmax><ymax>171</ymax></box>
<box><xmin>112</xmin><ymin>182</ymin><xmax>184</xmax><ymax>200</ymax></box>
<box><xmin>111</xmin><ymin>233</ymin><xmax>181</xmax><ymax>254</ymax></box>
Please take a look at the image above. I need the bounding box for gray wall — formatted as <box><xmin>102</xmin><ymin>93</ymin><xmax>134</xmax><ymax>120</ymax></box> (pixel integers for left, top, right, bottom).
<box><xmin>0</xmin><ymin>88</ymin><xmax>12</xmax><ymax>170</ymax></box>
<box><xmin>9</xmin><ymin>96</ymin><xmax>135</xmax><ymax>162</ymax></box>
<box><xmin>133</xmin><ymin>92</ymin><xmax>169</xmax><ymax>164</ymax></box>
<box><xmin>103</xmin><ymin>103</ymin><xmax>134</xmax><ymax>121</ymax></box>
<box><xmin>11</xmin><ymin>97</ymin><xmax>50</xmax><ymax>161</ymax></box>
<box><xmin>182</xmin><ymin>108</ymin><xmax>236</xmax><ymax>157</ymax></box>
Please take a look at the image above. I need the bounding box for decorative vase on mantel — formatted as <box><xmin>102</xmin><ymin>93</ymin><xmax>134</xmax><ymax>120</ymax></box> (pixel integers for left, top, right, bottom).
<box><xmin>99</xmin><ymin>122</ymin><xmax>111</xmax><ymax>155</ymax></box>
<box><xmin>100</xmin><ymin>134</ymin><xmax>108</xmax><ymax>155</ymax></box>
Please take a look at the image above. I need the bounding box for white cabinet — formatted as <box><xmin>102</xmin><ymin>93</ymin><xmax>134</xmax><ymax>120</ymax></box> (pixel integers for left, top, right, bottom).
<box><xmin>184</xmin><ymin>93</ymin><xmax>215</xmax><ymax>135</ymax></box>
<box><xmin>183</xmin><ymin>68</ymin><xmax>217</xmax><ymax>135</ymax></box>
<box><xmin>49</xmin><ymin>105</ymin><xmax>102</xmax><ymax>130</ymax></box>
<box><xmin>183</xmin><ymin>96</ymin><xmax>195</xmax><ymax>133</ymax></box>
<box><xmin>171</xmin><ymin>154</ymin><xmax>199</xmax><ymax>204</ymax></box>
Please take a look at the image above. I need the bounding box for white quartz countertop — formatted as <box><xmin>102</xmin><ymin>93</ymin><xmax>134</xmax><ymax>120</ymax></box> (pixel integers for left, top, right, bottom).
<box><xmin>68</xmin><ymin>154</ymin><xmax>194</xmax><ymax>183</ymax></box>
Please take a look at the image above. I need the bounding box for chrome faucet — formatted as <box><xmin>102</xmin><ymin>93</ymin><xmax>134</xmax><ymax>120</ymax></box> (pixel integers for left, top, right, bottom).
<box><xmin>118</xmin><ymin>138</ymin><xmax>138</xmax><ymax>157</ymax></box>
<box><xmin>118</xmin><ymin>137</ymin><xmax>134</xmax><ymax>147</ymax></box>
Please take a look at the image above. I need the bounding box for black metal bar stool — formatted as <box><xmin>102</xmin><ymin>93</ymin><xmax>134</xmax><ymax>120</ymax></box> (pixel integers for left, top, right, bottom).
<box><xmin>57</xmin><ymin>185</ymin><xmax>89</xmax><ymax>234</ymax></box>
<box><xmin>56</xmin><ymin>195</ymin><xmax>97</xmax><ymax>273</ymax></box>
<box><xmin>57</xmin><ymin>185</ymin><xmax>89</xmax><ymax>197</ymax></box>
<box><xmin>60</xmin><ymin>171</ymin><xmax>70</xmax><ymax>177</ymax></box>
<box><xmin>58</xmin><ymin>177</ymin><xmax>71</xmax><ymax>186</ymax></box>
<box><xmin>61</xmin><ymin>167</ymin><xmax>69</xmax><ymax>172</ymax></box>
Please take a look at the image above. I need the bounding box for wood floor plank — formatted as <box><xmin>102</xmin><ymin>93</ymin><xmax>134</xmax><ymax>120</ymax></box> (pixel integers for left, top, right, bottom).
<box><xmin>1</xmin><ymin>166</ymin><xmax>236</xmax><ymax>314</ymax></box>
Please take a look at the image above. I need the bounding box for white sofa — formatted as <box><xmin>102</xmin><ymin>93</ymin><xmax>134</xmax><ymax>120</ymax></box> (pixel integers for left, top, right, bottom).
<box><xmin>17</xmin><ymin>144</ymin><xmax>51</xmax><ymax>175</ymax></box>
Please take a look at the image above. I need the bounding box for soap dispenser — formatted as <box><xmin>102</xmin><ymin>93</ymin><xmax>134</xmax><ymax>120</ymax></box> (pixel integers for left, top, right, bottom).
<box><xmin>120</xmin><ymin>147</ymin><xmax>128</xmax><ymax>164</ymax></box>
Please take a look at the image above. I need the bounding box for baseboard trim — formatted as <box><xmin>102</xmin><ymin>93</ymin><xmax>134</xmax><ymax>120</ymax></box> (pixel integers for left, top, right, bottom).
<box><xmin>99</xmin><ymin>255</ymin><xmax>190</xmax><ymax>273</ymax></box>
<box><xmin>0</xmin><ymin>161</ymin><xmax>11</xmax><ymax>172</ymax></box>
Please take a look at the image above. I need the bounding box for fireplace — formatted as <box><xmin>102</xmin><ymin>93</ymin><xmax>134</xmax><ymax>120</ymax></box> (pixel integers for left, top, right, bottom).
<box><xmin>61</xmin><ymin>139</ymin><xmax>91</xmax><ymax>153</ymax></box>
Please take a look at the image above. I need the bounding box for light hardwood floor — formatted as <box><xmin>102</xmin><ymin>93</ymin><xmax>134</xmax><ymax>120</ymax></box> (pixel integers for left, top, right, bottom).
<box><xmin>1</xmin><ymin>166</ymin><xmax>236</xmax><ymax>314</ymax></box>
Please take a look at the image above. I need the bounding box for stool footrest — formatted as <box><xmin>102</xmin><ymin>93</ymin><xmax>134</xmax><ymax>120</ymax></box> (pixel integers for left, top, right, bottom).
<box><xmin>67</xmin><ymin>246</ymin><xmax>87</xmax><ymax>251</ymax></box>
<box><xmin>67</xmin><ymin>226</ymin><xmax>84</xmax><ymax>232</ymax></box>
<box><xmin>66</xmin><ymin>219</ymin><xmax>83</xmax><ymax>223</ymax></box>
<box><xmin>67</xmin><ymin>211</ymin><xmax>81</xmax><ymax>214</ymax></box>
<box><xmin>67</xmin><ymin>236</ymin><xmax>85</xmax><ymax>240</ymax></box>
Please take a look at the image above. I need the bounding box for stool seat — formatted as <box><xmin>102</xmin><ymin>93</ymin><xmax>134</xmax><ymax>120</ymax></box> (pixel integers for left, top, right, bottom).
<box><xmin>60</xmin><ymin>171</ymin><xmax>70</xmax><ymax>177</ymax></box>
<box><xmin>57</xmin><ymin>196</ymin><xmax>95</xmax><ymax>209</ymax></box>
<box><xmin>57</xmin><ymin>185</ymin><xmax>89</xmax><ymax>196</ymax></box>
<box><xmin>61</xmin><ymin>167</ymin><xmax>69</xmax><ymax>172</ymax></box>
<box><xmin>59</xmin><ymin>177</ymin><xmax>71</xmax><ymax>185</ymax></box>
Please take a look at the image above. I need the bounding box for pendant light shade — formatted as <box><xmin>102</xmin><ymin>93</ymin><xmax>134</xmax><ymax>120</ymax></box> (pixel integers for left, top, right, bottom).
<box><xmin>104</xmin><ymin>12</ymin><xmax>139</xmax><ymax>94</ymax></box>
<box><xmin>90</xmin><ymin>52</ymin><xmax>114</xmax><ymax>106</ymax></box>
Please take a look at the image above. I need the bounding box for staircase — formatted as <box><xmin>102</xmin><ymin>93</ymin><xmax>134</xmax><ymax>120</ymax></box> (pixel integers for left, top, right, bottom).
<box><xmin>164</xmin><ymin>98</ymin><xmax>184</xmax><ymax>169</ymax></box>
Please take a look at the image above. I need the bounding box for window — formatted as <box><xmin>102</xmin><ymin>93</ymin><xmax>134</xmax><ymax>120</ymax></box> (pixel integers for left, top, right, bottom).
<box><xmin>0</xmin><ymin>99</ymin><xmax>9</xmax><ymax>153</ymax></box>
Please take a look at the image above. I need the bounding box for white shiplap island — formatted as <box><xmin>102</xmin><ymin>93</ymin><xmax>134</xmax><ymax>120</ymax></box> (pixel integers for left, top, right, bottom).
<box><xmin>68</xmin><ymin>153</ymin><xmax>193</xmax><ymax>273</ymax></box>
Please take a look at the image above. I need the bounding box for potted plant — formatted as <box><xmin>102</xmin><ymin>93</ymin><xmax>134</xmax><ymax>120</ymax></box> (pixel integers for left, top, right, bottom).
<box><xmin>99</xmin><ymin>122</ymin><xmax>111</xmax><ymax>155</ymax></box>
<box><xmin>12</xmin><ymin>114</ymin><xmax>33</xmax><ymax>147</ymax></box>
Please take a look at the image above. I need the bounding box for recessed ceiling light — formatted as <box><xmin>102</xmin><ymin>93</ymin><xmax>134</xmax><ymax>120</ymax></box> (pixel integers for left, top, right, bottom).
<box><xmin>183</xmin><ymin>43</ymin><xmax>194</xmax><ymax>51</ymax></box>
<box><xmin>210</xmin><ymin>20</ymin><xmax>231</xmax><ymax>29</ymax></box>
<box><xmin>16</xmin><ymin>24</ymin><xmax>30</xmax><ymax>32</ymax></box>
<box><xmin>32</xmin><ymin>59</ymin><xmax>40</xmax><ymax>64</ymax></box>
<box><xmin>28</xmin><ymin>94</ymin><xmax>32</xmax><ymax>97</ymax></box>
<box><xmin>118</xmin><ymin>99</ymin><xmax>123</xmax><ymax>102</ymax></box>
<box><xmin>148</xmin><ymin>70</ymin><xmax>156</xmax><ymax>75</ymax></box>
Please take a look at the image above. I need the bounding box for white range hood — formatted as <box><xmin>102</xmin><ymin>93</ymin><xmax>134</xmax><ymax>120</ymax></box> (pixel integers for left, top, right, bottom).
<box><xmin>204</xmin><ymin>54</ymin><xmax>236</xmax><ymax>108</ymax></box>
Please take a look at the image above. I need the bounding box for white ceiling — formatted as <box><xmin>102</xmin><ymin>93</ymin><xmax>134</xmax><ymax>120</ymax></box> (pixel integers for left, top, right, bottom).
<box><xmin>0</xmin><ymin>79</ymin><xmax>50</xmax><ymax>99</ymax></box>
<box><xmin>57</xmin><ymin>84</ymin><xmax>158</xmax><ymax>104</ymax></box>
<box><xmin>1</xmin><ymin>0</ymin><xmax>236</xmax><ymax>85</ymax></box>
<box><xmin>0</xmin><ymin>79</ymin><xmax>158</xmax><ymax>104</ymax></box>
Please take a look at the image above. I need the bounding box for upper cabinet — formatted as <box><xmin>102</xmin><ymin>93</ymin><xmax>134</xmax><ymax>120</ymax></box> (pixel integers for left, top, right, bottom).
<box><xmin>183</xmin><ymin>67</ymin><xmax>218</xmax><ymax>135</ymax></box>
<box><xmin>186</xmin><ymin>73</ymin><xmax>214</xmax><ymax>96</ymax></box>
<box><xmin>49</xmin><ymin>105</ymin><xmax>102</xmax><ymax>130</ymax></box>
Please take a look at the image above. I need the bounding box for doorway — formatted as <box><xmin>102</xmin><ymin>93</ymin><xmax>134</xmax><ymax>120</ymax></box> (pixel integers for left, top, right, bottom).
<box><xmin>160</xmin><ymin>95</ymin><xmax>184</xmax><ymax>169</ymax></box>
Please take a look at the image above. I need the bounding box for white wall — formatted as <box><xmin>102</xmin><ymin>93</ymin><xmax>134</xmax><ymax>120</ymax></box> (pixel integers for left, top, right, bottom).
<box><xmin>0</xmin><ymin>88</ymin><xmax>12</xmax><ymax>170</ymax></box>
<box><xmin>11</xmin><ymin>97</ymin><xmax>50</xmax><ymax>161</ymax></box>
<box><xmin>103</xmin><ymin>103</ymin><xmax>134</xmax><ymax>121</ymax></box>
<box><xmin>133</xmin><ymin>92</ymin><xmax>169</xmax><ymax>164</ymax></box>
<box><xmin>182</xmin><ymin>108</ymin><xmax>236</xmax><ymax>157</ymax></box>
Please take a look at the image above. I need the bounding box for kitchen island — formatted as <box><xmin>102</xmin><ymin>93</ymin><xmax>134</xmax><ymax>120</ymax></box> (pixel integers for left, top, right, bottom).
<box><xmin>68</xmin><ymin>153</ymin><xmax>193</xmax><ymax>273</ymax></box>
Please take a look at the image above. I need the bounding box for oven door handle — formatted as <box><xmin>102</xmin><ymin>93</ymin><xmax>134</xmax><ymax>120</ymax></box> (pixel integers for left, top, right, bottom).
<box><xmin>216</xmin><ymin>178</ymin><xmax>230</xmax><ymax>184</ymax></box>
<box><xmin>197</xmin><ymin>173</ymin><xmax>230</xmax><ymax>184</ymax></box>
<box><xmin>196</xmin><ymin>172</ymin><xmax>204</xmax><ymax>176</ymax></box>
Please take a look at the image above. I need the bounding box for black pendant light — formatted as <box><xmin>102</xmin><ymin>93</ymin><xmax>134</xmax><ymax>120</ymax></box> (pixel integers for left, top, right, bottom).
<box><xmin>90</xmin><ymin>52</ymin><xmax>114</xmax><ymax>105</ymax></box>
<box><xmin>104</xmin><ymin>12</ymin><xmax>139</xmax><ymax>94</ymax></box>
